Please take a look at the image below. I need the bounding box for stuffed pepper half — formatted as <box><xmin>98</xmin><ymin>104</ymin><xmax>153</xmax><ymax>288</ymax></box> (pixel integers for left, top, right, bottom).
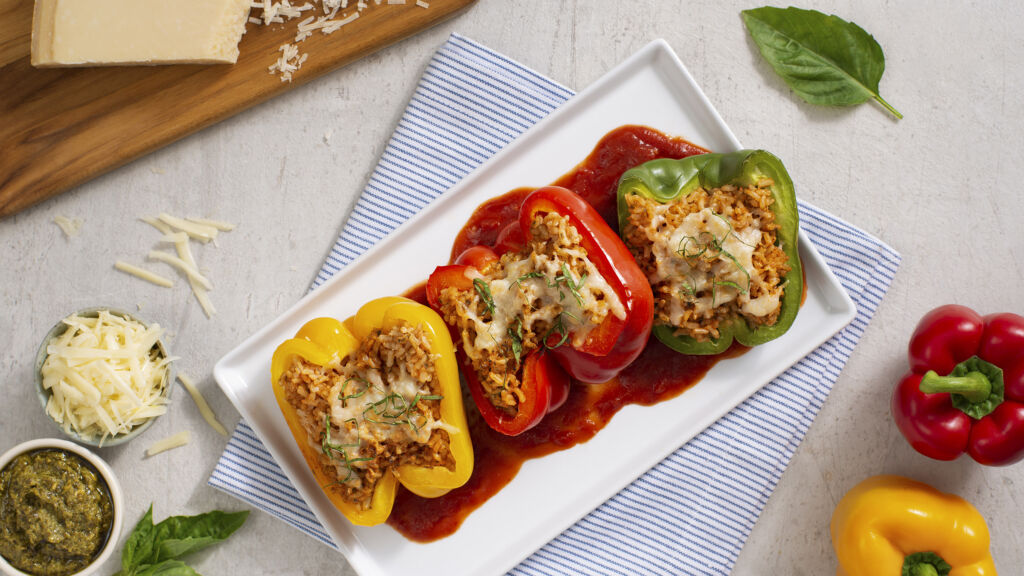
<box><xmin>271</xmin><ymin>297</ymin><xmax>473</xmax><ymax>526</ymax></box>
<box><xmin>617</xmin><ymin>150</ymin><xmax>802</xmax><ymax>355</ymax></box>
<box><xmin>427</xmin><ymin>186</ymin><xmax>653</xmax><ymax>436</ymax></box>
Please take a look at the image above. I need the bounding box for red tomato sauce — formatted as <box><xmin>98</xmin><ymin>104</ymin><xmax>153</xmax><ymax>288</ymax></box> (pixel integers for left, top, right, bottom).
<box><xmin>390</xmin><ymin>125</ymin><xmax>741</xmax><ymax>542</ymax></box>
<box><xmin>451</xmin><ymin>125</ymin><xmax>709</xmax><ymax>260</ymax></box>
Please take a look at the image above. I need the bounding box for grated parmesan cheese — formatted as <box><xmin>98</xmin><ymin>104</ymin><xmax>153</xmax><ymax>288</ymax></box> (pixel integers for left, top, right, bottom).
<box><xmin>41</xmin><ymin>310</ymin><xmax>174</xmax><ymax>443</ymax></box>
<box><xmin>157</xmin><ymin>213</ymin><xmax>219</xmax><ymax>242</ymax></box>
<box><xmin>146</xmin><ymin>430</ymin><xmax>191</xmax><ymax>456</ymax></box>
<box><xmin>250</xmin><ymin>0</ymin><xmax>423</xmax><ymax>81</ymax></box>
<box><xmin>268</xmin><ymin>43</ymin><xmax>307</xmax><ymax>82</ymax></box>
<box><xmin>159</xmin><ymin>232</ymin><xmax>190</xmax><ymax>244</ymax></box>
<box><xmin>54</xmin><ymin>215</ymin><xmax>83</xmax><ymax>238</ymax></box>
<box><xmin>187</xmin><ymin>218</ymin><xmax>236</xmax><ymax>231</ymax></box>
<box><xmin>136</xmin><ymin>213</ymin><xmax>233</xmax><ymax>318</ymax></box>
<box><xmin>141</xmin><ymin>215</ymin><xmax>172</xmax><ymax>235</ymax></box>
<box><xmin>148</xmin><ymin>250</ymin><xmax>214</xmax><ymax>290</ymax></box>
<box><xmin>169</xmin><ymin>231</ymin><xmax>217</xmax><ymax>318</ymax></box>
<box><xmin>178</xmin><ymin>372</ymin><xmax>229</xmax><ymax>437</ymax></box>
<box><xmin>115</xmin><ymin>260</ymin><xmax>174</xmax><ymax>288</ymax></box>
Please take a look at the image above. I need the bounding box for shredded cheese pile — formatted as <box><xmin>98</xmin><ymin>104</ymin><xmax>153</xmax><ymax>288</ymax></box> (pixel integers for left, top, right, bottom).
<box><xmin>250</xmin><ymin>0</ymin><xmax>429</xmax><ymax>82</ymax></box>
<box><xmin>41</xmin><ymin>311</ymin><xmax>174</xmax><ymax>443</ymax></box>
<box><xmin>114</xmin><ymin>213</ymin><xmax>235</xmax><ymax>318</ymax></box>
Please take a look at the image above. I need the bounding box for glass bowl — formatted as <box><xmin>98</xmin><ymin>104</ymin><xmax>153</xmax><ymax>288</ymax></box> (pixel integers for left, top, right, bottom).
<box><xmin>34</xmin><ymin>307</ymin><xmax>174</xmax><ymax>447</ymax></box>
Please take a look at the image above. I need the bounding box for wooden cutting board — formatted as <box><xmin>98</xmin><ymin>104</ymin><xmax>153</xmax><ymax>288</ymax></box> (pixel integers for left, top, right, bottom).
<box><xmin>0</xmin><ymin>0</ymin><xmax>476</xmax><ymax>218</ymax></box>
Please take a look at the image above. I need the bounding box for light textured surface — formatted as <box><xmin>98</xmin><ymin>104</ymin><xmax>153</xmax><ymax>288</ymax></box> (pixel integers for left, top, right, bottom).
<box><xmin>1</xmin><ymin>1</ymin><xmax>1022</xmax><ymax>575</ymax></box>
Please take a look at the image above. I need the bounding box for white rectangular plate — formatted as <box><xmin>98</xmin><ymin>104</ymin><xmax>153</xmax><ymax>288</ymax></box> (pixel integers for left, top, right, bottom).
<box><xmin>215</xmin><ymin>39</ymin><xmax>857</xmax><ymax>576</ymax></box>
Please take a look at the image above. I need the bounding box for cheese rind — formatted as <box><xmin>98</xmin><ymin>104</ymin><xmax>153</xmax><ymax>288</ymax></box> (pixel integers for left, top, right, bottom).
<box><xmin>31</xmin><ymin>0</ymin><xmax>252</xmax><ymax>67</ymax></box>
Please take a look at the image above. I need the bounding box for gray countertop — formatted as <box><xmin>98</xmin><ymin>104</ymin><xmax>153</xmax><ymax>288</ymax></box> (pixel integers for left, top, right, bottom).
<box><xmin>2</xmin><ymin>1</ymin><xmax>1023</xmax><ymax>574</ymax></box>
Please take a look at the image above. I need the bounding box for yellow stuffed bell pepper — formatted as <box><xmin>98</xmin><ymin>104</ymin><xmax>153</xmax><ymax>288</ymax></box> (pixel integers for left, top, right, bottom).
<box><xmin>830</xmin><ymin>475</ymin><xmax>997</xmax><ymax>576</ymax></box>
<box><xmin>271</xmin><ymin>297</ymin><xmax>474</xmax><ymax>526</ymax></box>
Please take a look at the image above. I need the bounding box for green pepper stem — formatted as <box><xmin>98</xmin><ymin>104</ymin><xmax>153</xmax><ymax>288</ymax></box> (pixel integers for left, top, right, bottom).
<box><xmin>910</xmin><ymin>564</ymin><xmax>939</xmax><ymax>576</ymax></box>
<box><xmin>919</xmin><ymin>370</ymin><xmax>992</xmax><ymax>404</ymax></box>
<box><xmin>903</xmin><ymin>551</ymin><xmax>952</xmax><ymax>576</ymax></box>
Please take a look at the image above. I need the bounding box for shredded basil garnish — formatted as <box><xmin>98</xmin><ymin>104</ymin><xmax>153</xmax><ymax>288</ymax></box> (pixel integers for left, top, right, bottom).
<box><xmin>339</xmin><ymin>376</ymin><xmax>371</xmax><ymax>408</ymax></box>
<box><xmin>320</xmin><ymin>412</ymin><xmax>367</xmax><ymax>483</ymax></box>
<box><xmin>675</xmin><ymin>212</ymin><xmax>752</xmax><ymax>301</ymax></box>
<box><xmin>473</xmin><ymin>278</ymin><xmax>496</xmax><ymax>315</ymax></box>
<box><xmin>361</xmin><ymin>391</ymin><xmax>444</xmax><ymax>431</ymax></box>
<box><xmin>507</xmin><ymin>316</ymin><xmax>524</xmax><ymax>366</ymax></box>
<box><xmin>555</xmin><ymin>263</ymin><xmax>587</xmax><ymax>306</ymax></box>
<box><xmin>511</xmin><ymin>271</ymin><xmax>545</xmax><ymax>289</ymax></box>
<box><xmin>542</xmin><ymin>313</ymin><xmax>571</xmax><ymax>349</ymax></box>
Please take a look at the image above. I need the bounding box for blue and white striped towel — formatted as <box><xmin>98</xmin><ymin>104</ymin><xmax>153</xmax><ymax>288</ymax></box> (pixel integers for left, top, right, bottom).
<box><xmin>209</xmin><ymin>34</ymin><xmax>901</xmax><ymax>575</ymax></box>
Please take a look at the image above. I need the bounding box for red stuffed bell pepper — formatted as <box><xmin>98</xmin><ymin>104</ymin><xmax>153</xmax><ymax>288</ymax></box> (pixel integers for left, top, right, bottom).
<box><xmin>892</xmin><ymin>304</ymin><xmax>1024</xmax><ymax>465</ymax></box>
<box><xmin>427</xmin><ymin>186</ymin><xmax>654</xmax><ymax>435</ymax></box>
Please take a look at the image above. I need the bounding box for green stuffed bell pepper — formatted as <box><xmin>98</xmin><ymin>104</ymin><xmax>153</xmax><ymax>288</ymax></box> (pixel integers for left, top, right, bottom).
<box><xmin>617</xmin><ymin>150</ymin><xmax>802</xmax><ymax>355</ymax></box>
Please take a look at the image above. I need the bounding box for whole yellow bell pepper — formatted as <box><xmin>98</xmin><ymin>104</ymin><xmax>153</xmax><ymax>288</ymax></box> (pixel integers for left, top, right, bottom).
<box><xmin>830</xmin><ymin>475</ymin><xmax>997</xmax><ymax>576</ymax></box>
<box><xmin>271</xmin><ymin>297</ymin><xmax>474</xmax><ymax>526</ymax></box>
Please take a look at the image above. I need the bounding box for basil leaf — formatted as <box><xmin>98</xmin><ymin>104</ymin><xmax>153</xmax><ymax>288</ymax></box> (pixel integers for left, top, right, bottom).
<box><xmin>150</xmin><ymin>510</ymin><xmax>250</xmax><ymax>563</ymax></box>
<box><xmin>121</xmin><ymin>504</ymin><xmax>157</xmax><ymax>573</ymax></box>
<box><xmin>742</xmin><ymin>6</ymin><xmax>902</xmax><ymax>118</ymax></box>
<box><xmin>134</xmin><ymin>560</ymin><xmax>203</xmax><ymax>576</ymax></box>
<box><xmin>119</xmin><ymin>506</ymin><xmax>249</xmax><ymax>575</ymax></box>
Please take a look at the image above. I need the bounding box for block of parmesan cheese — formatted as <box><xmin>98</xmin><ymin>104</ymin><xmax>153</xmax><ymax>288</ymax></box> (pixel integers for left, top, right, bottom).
<box><xmin>31</xmin><ymin>0</ymin><xmax>252</xmax><ymax>67</ymax></box>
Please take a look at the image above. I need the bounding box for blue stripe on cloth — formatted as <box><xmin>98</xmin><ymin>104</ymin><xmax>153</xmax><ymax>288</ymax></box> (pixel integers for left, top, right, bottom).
<box><xmin>209</xmin><ymin>33</ymin><xmax>900</xmax><ymax>575</ymax></box>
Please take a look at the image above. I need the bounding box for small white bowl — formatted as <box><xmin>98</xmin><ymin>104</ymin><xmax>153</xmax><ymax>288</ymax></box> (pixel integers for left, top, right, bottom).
<box><xmin>0</xmin><ymin>439</ymin><xmax>124</xmax><ymax>576</ymax></box>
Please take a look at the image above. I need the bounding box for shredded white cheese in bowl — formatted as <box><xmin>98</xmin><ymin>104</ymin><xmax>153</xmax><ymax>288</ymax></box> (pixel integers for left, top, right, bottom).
<box><xmin>34</xmin><ymin>308</ymin><xmax>176</xmax><ymax>447</ymax></box>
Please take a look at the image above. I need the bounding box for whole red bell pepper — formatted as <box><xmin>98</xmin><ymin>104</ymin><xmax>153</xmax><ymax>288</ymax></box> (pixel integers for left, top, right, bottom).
<box><xmin>427</xmin><ymin>186</ymin><xmax>653</xmax><ymax>435</ymax></box>
<box><xmin>892</xmin><ymin>304</ymin><xmax>1024</xmax><ymax>465</ymax></box>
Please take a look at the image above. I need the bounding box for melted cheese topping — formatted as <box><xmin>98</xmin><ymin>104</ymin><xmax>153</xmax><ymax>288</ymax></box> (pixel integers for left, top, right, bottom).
<box><xmin>646</xmin><ymin>206</ymin><xmax>779</xmax><ymax>323</ymax></box>
<box><xmin>321</xmin><ymin>359</ymin><xmax>452</xmax><ymax>462</ymax></box>
<box><xmin>292</xmin><ymin>326</ymin><xmax>452</xmax><ymax>484</ymax></box>
<box><xmin>624</xmin><ymin>182</ymin><xmax>790</xmax><ymax>342</ymax></box>
<box><xmin>460</xmin><ymin>247</ymin><xmax>626</xmax><ymax>362</ymax></box>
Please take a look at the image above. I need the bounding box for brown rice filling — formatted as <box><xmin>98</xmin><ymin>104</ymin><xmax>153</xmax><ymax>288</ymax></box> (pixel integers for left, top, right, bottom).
<box><xmin>278</xmin><ymin>321</ymin><xmax>454</xmax><ymax>510</ymax></box>
<box><xmin>623</xmin><ymin>180</ymin><xmax>790</xmax><ymax>342</ymax></box>
<box><xmin>437</xmin><ymin>212</ymin><xmax>624</xmax><ymax>414</ymax></box>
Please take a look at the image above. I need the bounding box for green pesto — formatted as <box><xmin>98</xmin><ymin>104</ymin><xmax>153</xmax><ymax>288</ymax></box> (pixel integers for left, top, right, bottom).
<box><xmin>0</xmin><ymin>450</ymin><xmax>112</xmax><ymax>576</ymax></box>
<box><xmin>617</xmin><ymin>150</ymin><xmax>803</xmax><ymax>355</ymax></box>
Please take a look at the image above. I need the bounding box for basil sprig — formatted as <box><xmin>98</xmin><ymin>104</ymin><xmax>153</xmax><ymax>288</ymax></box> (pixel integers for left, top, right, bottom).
<box><xmin>115</xmin><ymin>505</ymin><xmax>249</xmax><ymax>576</ymax></box>
<box><xmin>742</xmin><ymin>6</ymin><xmax>901</xmax><ymax>118</ymax></box>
